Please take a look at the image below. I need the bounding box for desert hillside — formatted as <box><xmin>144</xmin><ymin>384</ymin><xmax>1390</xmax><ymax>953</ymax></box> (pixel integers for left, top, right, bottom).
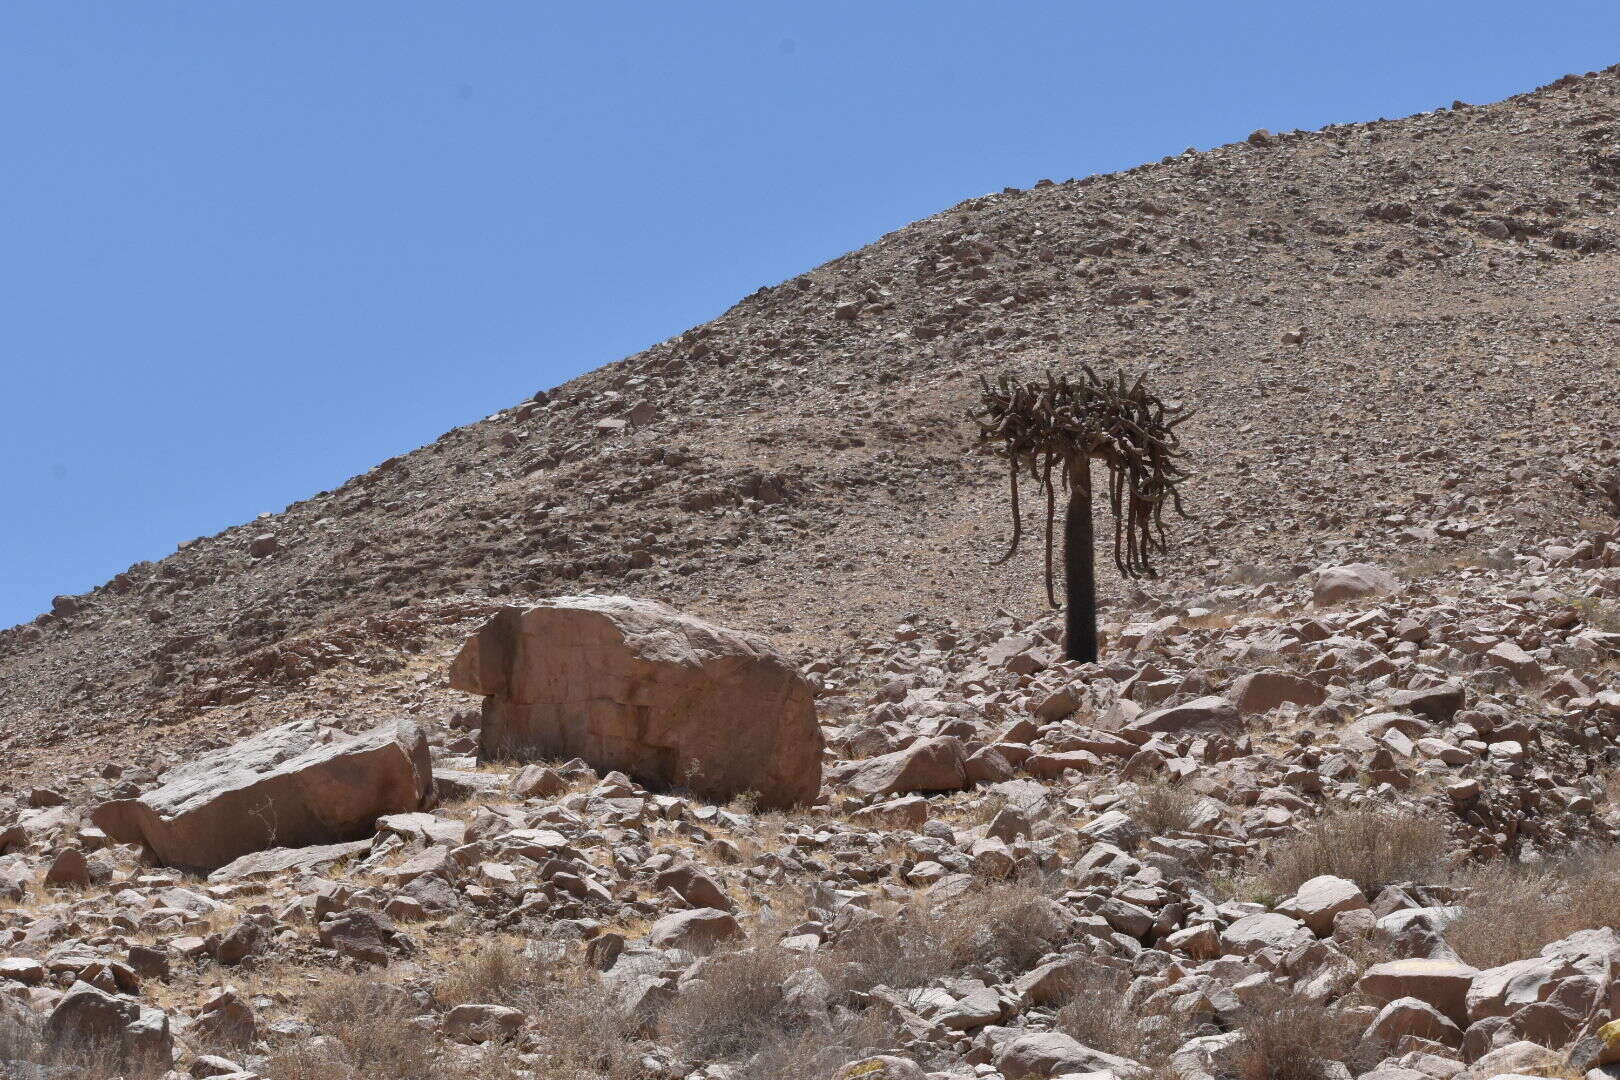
<box><xmin>0</xmin><ymin>64</ymin><xmax>1619</xmax><ymax>1080</ymax></box>
<box><xmin>4</xmin><ymin>68</ymin><xmax>1620</xmax><ymax>771</ymax></box>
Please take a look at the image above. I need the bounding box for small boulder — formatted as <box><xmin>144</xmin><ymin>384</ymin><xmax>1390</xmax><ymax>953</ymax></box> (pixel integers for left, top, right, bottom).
<box><xmin>993</xmin><ymin>1030</ymin><xmax>1143</xmax><ymax>1079</ymax></box>
<box><xmin>93</xmin><ymin>718</ymin><xmax>434</xmax><ymax>872</ymax></box>
<box><xmin>1365</xmin><ymin>996</ymin><xmax>1463</xmax><ymax>1048</ymax></box>
<box><xmin>1313</xmin><ymin>563</ymin><xmax>1397</xmax><ymax>606</ymax></box>
<box><xmin>833</xmin><ymin>1056</ymin><xmax>928</xmax><ymax>1080</ymax></box>
<box><xmin>1276</xmin><ymin>875</ymin><xmax>1369</xmax><ymax>935</ymax></box>
<box><xmin>1218</xmin><ymin>912</ymin><xmax>1314</xmax><ymax>957</ymax></box>
<box><xmin>1127</xmin><ymin>696</ymin><xmax>1241</xmax><ymax>738</ymax></box>
<box><xmin>1231</xmin><ymin>671</ymin><xmax>1326</xmax><ymax>715</ymax></box>
<box><xmin>836</xmin><ymin>736</ymin><xmax>968</xmax><ymax>796</ymax></box>
<box><xmin>647</xmin><ymin>907</ymin><xmax>741</xmax><ymax>954</ymax></box>
<box><xmin>443</xmin><ymin>1003</ymin><xmax>525</xmax><ymax>1043</ymax></box>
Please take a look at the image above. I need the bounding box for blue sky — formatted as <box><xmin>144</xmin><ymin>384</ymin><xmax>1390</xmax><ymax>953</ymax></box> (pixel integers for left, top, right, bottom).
<box><xmin>4</xmin><ymin>3</ymin><xmax>1619</xmax><ymax>630</ymax></box>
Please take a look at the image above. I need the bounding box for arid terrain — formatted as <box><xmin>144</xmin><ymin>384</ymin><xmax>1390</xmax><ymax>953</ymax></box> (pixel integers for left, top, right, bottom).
<box><xmin>3</xmin><ymin>64</ymin><xmax>1620</xmax><ymax>1080</ymax></box>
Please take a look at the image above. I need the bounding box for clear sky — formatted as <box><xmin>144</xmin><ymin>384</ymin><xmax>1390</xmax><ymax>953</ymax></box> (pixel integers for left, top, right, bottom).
<box><xmin>5</xmin><ymin>3</ymin><xmax>1619</xmax><ymax>630</ymax></box>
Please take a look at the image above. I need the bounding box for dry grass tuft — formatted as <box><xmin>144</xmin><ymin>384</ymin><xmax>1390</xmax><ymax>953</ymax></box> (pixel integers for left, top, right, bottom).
<box><xmin>1447</xmin><ymin>850</ymin><xmax>1620</xmax><ymax>970</ymax></box>
<box><xmin>662</xmin><ymin>941</ymin><xmax>807</xmax><ymax>1060</ymax></box>
<box><xmin>1573</xmin><ymin>596</ymin><xmax>1620</xmax><ymax>633</ymax></box>
<box><xmin>1055</xmin><ymin>967</ymin><xmax>1183</xmax><ymax>1067</ymax></box>
<box><xmin>1257</xmin><ymin>810</ymin><xmax>1451</xmax><ymax>897</ymax></box>
<box><xmin>1125</xmin><ymin>781</ymin><xmax>1201</xmax><ymax>837</ymax></box>
<box><xmin>273</xmin><ymin>972</ymin><xmax>435</xmax><ymax>1080</ymax></box>
<box><xmin>525</xmin><ymin>966</ymin><xmax>644</xmax><ymax>1080</ymax></box>
<box><xmin>1232</xmin><ymin>999</ymin><xmax>1376</xmax><ymax>1080</ymax></box>
<box><xmin>840</xmin><ymin>878</ymin><xmax>1069</xmax><ymax>989</ymax></box>
<box><xmin>433</xmin><ymin>935</ymin><xmax>535</xmax><ymax>1008</ymax></box>
<box><xmin>733</xmin><ymin>1011</ymin><xmax>901</xmax><ymax>1080</ymax></box>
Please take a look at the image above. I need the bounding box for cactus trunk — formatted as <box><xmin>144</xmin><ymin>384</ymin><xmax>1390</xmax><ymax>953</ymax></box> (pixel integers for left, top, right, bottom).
<box><xmin>1064</xmin><ymin>455</ymin><xmax>1098</xmax><ymax>664</ymax></box>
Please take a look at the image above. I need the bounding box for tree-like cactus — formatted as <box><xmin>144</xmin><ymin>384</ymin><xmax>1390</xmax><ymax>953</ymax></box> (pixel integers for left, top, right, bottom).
<box><xmin>972</xmin><ymin>367</ymin><xmax>1192</xmax><ymax>662</ymax></box>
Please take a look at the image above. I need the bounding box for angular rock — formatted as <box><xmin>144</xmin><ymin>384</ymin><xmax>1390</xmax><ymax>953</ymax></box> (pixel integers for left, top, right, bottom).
<box><xmin>451</xmin><ymin>597</ymin><xmax>821</xmax><ymax>808</ymax></box>
<box><xmin>1358</xmin><ymin>958</ymin><xmax>1478</xmax><ymax>1026</ymax></box>
<box><xmin>1231</xmin><ymin>671</ymin><xmax>1326</xmax><ymax>715</ymax></box>
<box><xmin>836</xmin><ymin>736</ymin><xmax>968</xmax><ymax>796</ymax></box>
<box><xmin>318</xmin><ymin>908</ymin><xmax>412</xmax><ymax>965</ymax></box>
<box><xmin>1126</xmin><ymin>695</ymin><xmax>1242</xmax><ymax>738</ymax></box>
<box><xmin>1313</xmin><ymin>563</ymin><xmax>1398</xmax><ymax>606</ymax></box>
<box><xmin>92</xmin><ymin>718</ymin><xmax>434</xmax><ymax>872</ymax></box>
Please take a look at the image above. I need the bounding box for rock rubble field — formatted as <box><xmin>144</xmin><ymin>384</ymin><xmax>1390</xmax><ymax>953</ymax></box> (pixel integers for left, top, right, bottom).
<box><xmin>2</xmin><ymin>517</ymin><xmax>1620</xmax><ymax>1078</ymax></box>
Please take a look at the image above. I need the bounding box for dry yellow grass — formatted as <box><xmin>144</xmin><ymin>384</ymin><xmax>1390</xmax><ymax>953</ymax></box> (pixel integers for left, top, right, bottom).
<box><xmin>1446</xmin><ymin>851</ymin><xmax>1620</xmax><ymax>970</ymax></box>
<box><xmin>1255</xmin><ymin>809</ymin><xmax>1452</xmax><ymax>897</ymax></box>
<box><xmin>1231</xmin><ymin>999</ymin><xmax>1378</xmax><ymax>1080</ymax></box>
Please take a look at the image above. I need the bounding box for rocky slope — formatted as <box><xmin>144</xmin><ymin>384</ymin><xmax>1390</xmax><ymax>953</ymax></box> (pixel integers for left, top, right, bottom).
<box><xmin>5</xmin><ymin>67</ymin><xmax>1620</xmax><ymax>781</ymax></box>
<box><xmin>1</xmin><ymin>525</ymin><xmax>1619</xmax><ymax>1079</ymax></box>
<box><xmin>2</xmin><ymin>61</ymin><xmax>1620</xmax><ymax>1080</ymax></box>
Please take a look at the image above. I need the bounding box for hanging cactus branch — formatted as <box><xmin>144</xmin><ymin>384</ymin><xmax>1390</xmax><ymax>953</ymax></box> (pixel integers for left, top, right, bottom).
<box><xmin>972</xmin><ymin>366</ymin><xmax>1193</xmax><ymax>618</ymax></box>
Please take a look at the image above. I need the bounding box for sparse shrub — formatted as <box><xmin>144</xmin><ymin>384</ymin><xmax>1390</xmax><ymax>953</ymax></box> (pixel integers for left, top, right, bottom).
<box><xmin>1258</xmin><ymin>810</ymin><xmax>1451</xmax><ymax>896</ymax></box>
<box><xmin>434</xmin><ymin>936</ymin><xmax>534</xmax><ymax>1008</ymax></box>
<box><xmin>838</xmin><ymin>878</ymin><xmax>1069</xmax><ymax>990</ymax></box>
<box><xmin>1446</xmin><ymin>850</ymin><xmax>1620</xmax><ymax>969</ymax></box>
<box><xmin>524</xmin><ymin>966</ymin><xmax>644</xmax><ymax>1080</ymax></box>
<box><xmin>1573</xmin><ymin>595</ymin><xmax>1620</xmax><ymax>633</ymax></box>
<box><xmin>1232</xmin><ymin>1000</ymin><xmax>1376</xmax><ymax>1080</ymax></box>
<box><xmin>1125</xmin><ymin>782</ymin><xmax>1200</xmax><ymax>837</ymax></box>
<box><xmin>663</xmin><ymin>941</ymin><xmax>805</xmax><ymax>1060</ymax></box>
<box><xmin>734</xmin><ymin>1009</ymin><xmax>902</xmax><ymax>1080</ymax></box>
<box><xmin>282</xmin><ymin>972</ymin><xmax>434</xmax><ymax>1080</ymax></box>
<box><xmin>1055</xmin><ymin>968</ymin><xmax>1183</xmax><ymax>1067</ymax></box>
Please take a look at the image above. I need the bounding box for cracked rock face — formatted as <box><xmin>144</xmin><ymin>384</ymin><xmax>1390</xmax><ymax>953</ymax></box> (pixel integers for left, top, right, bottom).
<box><xmin>451</xmin><ymin>595</ymin><xmax>823</xmax><ymax>808</ymax></box>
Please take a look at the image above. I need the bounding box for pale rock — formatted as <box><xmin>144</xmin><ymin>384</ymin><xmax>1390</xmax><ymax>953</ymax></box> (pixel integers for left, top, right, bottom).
<box><xmin>1313</xmin><ymin>563</ymin><xmax>1398</xmax><ymax>606</ymax></box>
<box><xmin>1218</xmin><ymin>912</ymin><xmax>1314</xmax><ymax>957</ymax></box>
<box><xmin>1276</xmin><ymin>876</ymin><xmax>1369</xmax><ymax>935</ymax></box>
<box><xmin>92</xmin><ymin>718</ymin><xmax>434</xmax><ymax>873</ymax></box>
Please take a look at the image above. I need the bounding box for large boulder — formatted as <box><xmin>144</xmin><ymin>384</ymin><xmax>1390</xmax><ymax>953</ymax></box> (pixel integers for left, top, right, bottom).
<box><xmin>451</xmin><ymin>596</ymin><xmax>822</xmax><ymax>808</ymax></box>
<box><xmin>92</xmin><ymin>718</ymin><xmax>434</xmax><ymax>873</ymax></box>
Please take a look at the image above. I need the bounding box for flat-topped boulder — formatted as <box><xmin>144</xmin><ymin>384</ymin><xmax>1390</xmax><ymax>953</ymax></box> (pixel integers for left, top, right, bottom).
<box><xmin>451</xmin><ymin>595</ymin><xmax>822</xmax><ymax>809</ymax></box>
<box><xmin>93</xmin><ymin>718</ymin><xmax>434</xmax><ymax>873</ymax></box>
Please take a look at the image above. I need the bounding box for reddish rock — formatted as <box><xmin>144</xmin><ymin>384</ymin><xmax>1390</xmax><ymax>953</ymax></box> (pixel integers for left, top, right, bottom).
<box><xmin>452</xmin><ymin>597</ymin><xmax>822</xmax><ymax>809</ymax></box>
